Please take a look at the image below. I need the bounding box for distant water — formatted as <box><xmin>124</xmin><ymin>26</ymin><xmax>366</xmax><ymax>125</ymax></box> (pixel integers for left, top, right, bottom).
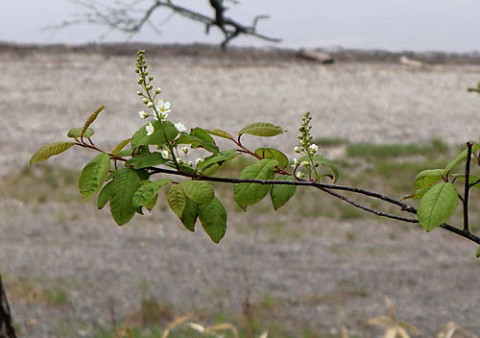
<box><xmin>2</xmin><ymin>0</ymin><xmax>480</xmax><ymax>52</ymax></box>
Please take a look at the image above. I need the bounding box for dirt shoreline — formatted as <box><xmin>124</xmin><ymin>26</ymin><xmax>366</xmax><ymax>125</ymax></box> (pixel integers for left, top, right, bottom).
<box><xmin>1</xmin><ymin>44</ymin><xmax>480</xmax><ymax>337</ymax></box>
<box><xmin>2</xmin><ymin>42</ymin><xmax>480</xmax><ymax>65</ymax></box>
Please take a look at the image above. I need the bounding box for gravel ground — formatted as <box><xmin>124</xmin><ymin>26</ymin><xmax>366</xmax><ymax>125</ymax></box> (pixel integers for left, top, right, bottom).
<box><xmin>1</xmin><ymin>44</ymin><xmax>480</xmax><ymax>337</ymax></box>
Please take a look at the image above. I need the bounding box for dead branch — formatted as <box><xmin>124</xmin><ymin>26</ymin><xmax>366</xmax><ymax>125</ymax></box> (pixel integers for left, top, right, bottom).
<box><xmin>62</xmin><ymin>0</ymin><xmax>281</xmax><ymax>48</ymax></box>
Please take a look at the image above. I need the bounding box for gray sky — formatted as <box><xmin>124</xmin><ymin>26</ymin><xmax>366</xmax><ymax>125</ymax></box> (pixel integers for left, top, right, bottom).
<box><xmin>2</xmin><ymin>0</ymin><xmax>480</xmax><ymax>52</ymax></box>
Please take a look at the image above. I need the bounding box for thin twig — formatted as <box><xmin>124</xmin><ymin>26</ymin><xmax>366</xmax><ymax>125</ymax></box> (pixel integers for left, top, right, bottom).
<box><xmin>318</xmin><ymin>187</ymin><xmax>419</xmax><ymax>223</ymax></box>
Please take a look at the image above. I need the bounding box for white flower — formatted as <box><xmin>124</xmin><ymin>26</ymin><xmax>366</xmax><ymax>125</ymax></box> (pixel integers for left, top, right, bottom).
<box><xmin>157</xmin><ymin>99</ymin><xmax>172</xmax><ymax>114</ymax></box>
<box><xmin>154</xmin><ymin>111</ymin><xmax>168</xmax><ymax>121</ymax></box>
<box><xmin>291</xmin><ymin>158</ymin><xmax>298</xmax><ymax>168</ymax></box>
<box><xmin>294</xmin><ymin>146</ymin><xmax>302</xmax><ymax>153</ymax></box>
<box><xmin>300</xmin><ymin>160</ymin><xmax>310</xmax><ymax>167</ymax></box>
<box><xmin>188</xmin><ymin>323</ymin><xmax>205</xmax><ymax>333</ymax></box>
<box><xmin>309</xmin><ymin>143</ymin><xmax>318</xmax><ymax>153</ymax></box>
<box><xmin>188</xmin><ymin>160</ymin><xmax>193</xmax><ymax>167</ymax></box>
<box><xmin>147</xmin><ymin>101</ymin><xmax>154</xmax><ymax>108</ymax></box>
<box><xmin>295</xmin><ymin>171</ymin><xmax>305</xmax><ymax>179</ymax></box>
<box><xmin>155</xmin><ymin>87</ymin><xmax>162</xmax><ymax>94</ymax></box>
<box><xmin>138</xmin><ymin>110</ymin><xmax>148</xmax><ymax>119</ymax></box>
<box><xmin>195</xmin><ymin>158</ymin><xmax>204</xmax><ymax>165</ymax></box>
<box><xmin>145</xmin><ymin>122</ymin><xmax>154</xmax><ymax>136</ymax></box>
<box><xmin>161</xmin><ymin>150</ymin><xmax>170</xmax><ymax>159</ymax></box>
<box><xmin>174</xmin><ymin>122</ymin><xmax>187</xmax><ymax>132</ymax></box>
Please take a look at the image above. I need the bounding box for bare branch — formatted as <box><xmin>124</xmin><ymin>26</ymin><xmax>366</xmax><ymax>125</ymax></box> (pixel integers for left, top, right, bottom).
<box><xmin>60</xmin><ymin>0</ymin><xmax>281</xmax><ymax>48</ymax></box>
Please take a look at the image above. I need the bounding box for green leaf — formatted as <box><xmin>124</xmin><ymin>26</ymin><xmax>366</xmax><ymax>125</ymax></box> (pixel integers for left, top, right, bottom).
<box><xmin>67</xmin><ymin>127</ymin><xmax>94</xmax><ymax>139</ymax></box>
<box><xmin>205</xmin><ymin>128</ymin><xmax>235</xmax><ymax>140</ymax></box>
<box><xmin>180</xmin><ymin>198</ymin><xmax>199</xmax><ymax>232</ymax></box>
<box><xmin>132</xmin><ymin>179</ymin><xmax>172</xmax><ymax>208</ymax></box>
<box><xmin>453</xmin><ymin>174</ymin><xmax>480</xmax><ymax>189</ymax></box>
<box><xmin>114</xmin><ymin>149</ymin><xmax>134</xmax><ymax>157</ymax></box>
<box><xmin>238</xmin><ymin>122</ymin><xmax>284</xmax><ymax>137</ymax></box>
<box><xmin>198</xmin><ymin>196</ymin><xmax>227</xmax><ymax>243</ymax></box>
<box><xmin>167</xmin><ymin>185</ymin><xmax>186</xmax><ymax>217</ymax></box>
<box><xmin>196</xmin><ymin>150</ymin><xmax>238</xmax><ymax>173</ymax></box>
<box><xmin>270</xmin><ymin>175</ymin><xmax>297</xmax><ymax>210</ymax></box>
<box><xmin>110</xmin><ymin>168</ymin><xmax>142</xmax><ymax>225</ymax></box>
<box><xmin>191</xmin><ymin>128</ymin><xmax>217</xmax><ymax>146</ymax></box>
<box><xmin>234</xmin><ymin>159</ymin><xmax>278</xmax><ymax>211</ymax></box>
<box><xmin>255</xmin><ymin>148</ymin><xmax>289</xmax><ymax>169</ymax></box>
<box><xmin>418</xmin><ymin>182</ymin><xmax>458</xmax><ymax>232</ymax></box>
<box><xmin>414</xmin><ymin>169</ymin><xmax>445</xmax><ymax>189</ymax></box>
<box><xmin>81</xmin><ymin>105</ymin><xmax>104</xmax><ymax>138</ymax></box>
<box><xmin>476</xmin><ymin>247</ymin><xmax>480</xmax><ymax>258</ymax></box>
<box><xmin>144</xmin><ymin>193</ymin><xmax>158</xmax><ymax>212</ymax></box>
<box><xmin>181</xmin><ymin>181</ymin><xmax>215</xmax><ymax>205</ymax></box>
<box><xmin>176</xmin><ymin>132</ymin><xmax>219</xmax><ymax>154</ymax></box>
<box><xmin>443</xmin><ymin>144</ymin><xmax>480</xmax><ymax>175</ymax></box>
<box><xmin>30</xmin><ymin>142</ymin><xmax>75</xmax><ymax>165</ymax></box>
<box><xmin>111</xmin><ymin>138</ymin><xmax>132</xmax><ymax>154</ymax></box>
<box><xmin>411</xmin><ymin>186</ymin><xmax>433</xmax><ymax>199</ymax></box>
<box><xmin>78</xmin><ymin>153</ymin><xmax>111</xmax><ymax>202</ymax></box>
<box><xmin>126</xmin><ymin>152</ymin><xmax>167</xmax><ymax>169</ymax></box>
<box><xmin>202</xmin><ymin>163</ymin><xmax>220</xmax><ymax>176</ymax></box>
<box><xmin>97</xmin><ymin>180</ymin><xmax>113</xmax><ymax>209</ymax></box>
<box><xmin>131</xmin><ymin>120</ymin><xmax>179</xmax><ymax>147</ymax></box>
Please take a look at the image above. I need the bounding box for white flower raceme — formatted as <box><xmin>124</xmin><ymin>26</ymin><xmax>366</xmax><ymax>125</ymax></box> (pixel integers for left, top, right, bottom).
<box><xmin>174</xmin><ymin>122</ymin><xmax>187</xmax><ymax>132</ymax></box>
<box><xmin>138</xmin><ymin>110</ymin><xmax>148</xmax><ymax>119</ymax></box>
<box><xmin>309</xmin><ymin>143</ymin><xmax>318</xmax><ymax>153</ymax></box>
<box><xmin>145</xmin><ymin>122</ymin><xmax>154</xmax><ymax>136</ymax></box>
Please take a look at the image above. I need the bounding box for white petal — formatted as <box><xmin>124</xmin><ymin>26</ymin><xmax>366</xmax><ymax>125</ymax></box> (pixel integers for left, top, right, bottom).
<box><xmin>174</xmin><ymin>122</ymin><xmax>187</xmax><ymax>132</ymax></box>
<box><xmin>145</xmin><ymin>122</ymin><xmax>154</xmax><ymax>136</ymax></box>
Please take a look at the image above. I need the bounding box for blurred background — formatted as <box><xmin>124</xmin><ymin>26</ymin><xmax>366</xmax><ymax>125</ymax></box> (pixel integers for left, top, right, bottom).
<box><xmin>2</xmin><ymin>1</ymin><xmax>480</xmax><ymax>338</ymax></box>
<box><xmin>2</xmin><ymin>0</ymin><xmax>480</xmax><ymax>51</ymax></box>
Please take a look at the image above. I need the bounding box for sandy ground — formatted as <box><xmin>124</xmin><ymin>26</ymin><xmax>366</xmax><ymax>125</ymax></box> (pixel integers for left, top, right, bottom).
<box><xmin>1</xmin><ymin>44</ymin><xmax>480</xmax><ymax>337</ymax></box>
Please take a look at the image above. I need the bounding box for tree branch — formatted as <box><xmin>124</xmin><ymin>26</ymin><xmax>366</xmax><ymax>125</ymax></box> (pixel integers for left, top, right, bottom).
<box><xmin>73</xmin><ymin>138</ymin><xmax>480</xmax><ymax>246</ymax></box>
<box><xmin>463</xmin><ymin>141</ymin><xmax>473</xmax><ymax>232</ymax></box>
<box><xmin>64</xmin><ymin>0</ymin><xmax>281</xmax><ymax>48</ymax></box>
<box><xmin>144</xmin><ymin>164</ymin><xmax>480</xmax><ymax>244</ymax></box>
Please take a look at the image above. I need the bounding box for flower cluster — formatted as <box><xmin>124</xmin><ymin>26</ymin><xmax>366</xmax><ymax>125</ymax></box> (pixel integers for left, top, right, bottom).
<box><xmin>135</xmin><ymin>50</ymin><xmax>186</xmax><ymax>136</ymax></box>
<box><xmin>298</xmin><ymin>112</ymin><xmax>314</xmax><ymax>149</ymax></box>
<box><xmin>291</xmin><ymin>112</ymin><xmax>320</xmax><ymax>180</ymax></box>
